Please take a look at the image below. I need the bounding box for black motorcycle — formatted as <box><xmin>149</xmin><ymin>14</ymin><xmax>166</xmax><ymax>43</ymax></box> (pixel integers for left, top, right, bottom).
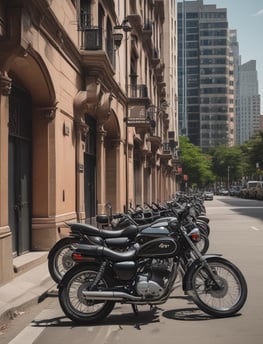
<box><xmin>58</xmin><ymin>207</ymin><xmax>247</xmax><ymax>323</ymax></box>
<box><xmin>48</xmin><ymin>206</ymin><xmax>209</xmax><ymax>283</ymax></box>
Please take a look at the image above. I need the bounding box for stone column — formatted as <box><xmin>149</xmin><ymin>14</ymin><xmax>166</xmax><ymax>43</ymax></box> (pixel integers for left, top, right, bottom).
<box><xmin>73</xmin><ymin>81</ymin><xmax>112</xmax><ymax>217</ymax></box>
<box><xmin>109</xmin><ymin>139</ymin><xmax>125</xmax><ymax>213</ymax></box>
<box><xmin>139</xmin><ymin>154</ymin><xmax>145</xmax><ymax>206</ymax></box>
<box><xmin>96</xmin><ymin>124</ymin><xmax>107</xmax><ymax>214</ymax></box>
<box><xmin>75</xmin><ymin>120</ymin><xmax>89</xmax><ymax>222</ymax></box>
<box><xmin>0</xmin><ymin>71</ymin><xmax>13</xmax><ymax>284</ymax></box>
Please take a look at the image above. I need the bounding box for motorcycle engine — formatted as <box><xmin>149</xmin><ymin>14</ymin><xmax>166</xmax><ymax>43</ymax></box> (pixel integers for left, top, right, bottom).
<box><xmin>136</xmin><ymin>259</ymin><xmax>172</xmax><ymax>297</ymax></box>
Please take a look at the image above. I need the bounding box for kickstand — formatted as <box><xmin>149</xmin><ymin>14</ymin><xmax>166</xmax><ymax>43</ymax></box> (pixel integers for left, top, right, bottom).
<box><xmin>132</xmin><ymin>305</ymin><xmax>141</xmax><ymax>330</ymax></box>
<box><xmin>132</xmin><ymin>304</ymin><xmax>139</xmax><ymax>316</ymax></box>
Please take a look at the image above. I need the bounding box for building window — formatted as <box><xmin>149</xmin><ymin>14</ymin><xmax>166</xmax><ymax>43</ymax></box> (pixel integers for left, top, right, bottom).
<box><xmin>106</xmin><ymin>18</ymin><xmax>114</xmax><ymax>65</ymax></box>
<box><xmin>79</xmin><ymin>0</ymin><xmax>91</xmax><ymax>29</ymax></box>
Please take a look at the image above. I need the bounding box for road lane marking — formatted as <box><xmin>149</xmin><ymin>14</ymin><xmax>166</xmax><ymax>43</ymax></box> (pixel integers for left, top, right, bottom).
<box><xmin>8</xmin><ymin>307</ymin><xmax>63</xmax><ymax>344</ymax></box>
<box><xmin>251</xmin><ymin>226</ymin><xmax>260</xmax><ymax>231</ymax></box>
<box><xmin>8</xmin><ymin>326</ymin><xmax>45</xmax><ymax>344</ymax></box>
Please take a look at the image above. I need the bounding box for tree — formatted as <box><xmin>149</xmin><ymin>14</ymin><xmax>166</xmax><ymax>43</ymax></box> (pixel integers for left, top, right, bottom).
<box><xmin>241</xmin><ymin>130</ymin><xmax>263</xmax><ymax>179</ymax></box>
<box><xmin>210</xmin><ymin>145</ymin><xmax>245</xmax><ymax>186</ymax></box>
<box><xmin>179</xmin><ymin>136</ymin><xmax>215</xmax><ymax>189</ymax></box>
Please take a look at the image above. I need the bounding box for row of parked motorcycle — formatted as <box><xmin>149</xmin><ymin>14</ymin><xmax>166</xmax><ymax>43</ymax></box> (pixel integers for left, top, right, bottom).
<box><xmin>48</xmin><ymin>193</ymin><xmax>248</xmax><ymax>324</ymax></box>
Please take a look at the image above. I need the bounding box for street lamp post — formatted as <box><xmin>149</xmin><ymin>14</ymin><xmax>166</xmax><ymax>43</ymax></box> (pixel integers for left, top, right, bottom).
<box><xmin>227</xmin><ymin>165</ymin><xmax>230</xmax><ymax>190</ymax></box>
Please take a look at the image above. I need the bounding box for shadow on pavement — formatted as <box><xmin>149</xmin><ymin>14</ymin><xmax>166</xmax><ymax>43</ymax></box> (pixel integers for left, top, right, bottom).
<box><xmin>214</xmin><ymin>197</ymin><xmax>263</xmax><ymax>222</ymax></box>
<box><xmin>31</xmin><ymin>305</ymin><xmax>161</xmax><ymax>329</ymax></box>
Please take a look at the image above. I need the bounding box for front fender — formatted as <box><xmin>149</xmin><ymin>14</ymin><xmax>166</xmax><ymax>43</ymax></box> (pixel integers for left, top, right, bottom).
<box><xmin>182</xmin><ymin>254</ymin><xmax>222</xmax><ymax>292</ymax></box>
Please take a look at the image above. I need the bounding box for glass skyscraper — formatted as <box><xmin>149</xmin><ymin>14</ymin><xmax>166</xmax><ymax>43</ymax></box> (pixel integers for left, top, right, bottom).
<box><xmin>177</xmin><ymin>0</ymin><xmax>234</xmax><ymax>151</ymax></box>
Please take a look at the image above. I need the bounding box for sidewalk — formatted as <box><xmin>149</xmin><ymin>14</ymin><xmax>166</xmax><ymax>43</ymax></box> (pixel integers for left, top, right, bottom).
<box><xmin>0</xmin><ymin>252</ymin><xmax>57</xmax><ymax>325</ymax></box>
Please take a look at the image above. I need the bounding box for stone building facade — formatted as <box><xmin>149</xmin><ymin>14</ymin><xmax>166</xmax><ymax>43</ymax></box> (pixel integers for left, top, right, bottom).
<box><xmin>0</xmin><ymin>0</ymin><xmax>179</xmax><ymax>285</ymax></box>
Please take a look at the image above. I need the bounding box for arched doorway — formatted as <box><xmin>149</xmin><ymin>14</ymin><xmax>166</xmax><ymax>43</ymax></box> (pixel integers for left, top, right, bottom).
<box><xmin>7</xmin><ymin>51</ymin><xmax>56</xmax><ymax>251</ymax></box>
<box><xmin>8</xmin><ymin>85</ymin><xmax>32</xmax><ymax>255</ymax></box>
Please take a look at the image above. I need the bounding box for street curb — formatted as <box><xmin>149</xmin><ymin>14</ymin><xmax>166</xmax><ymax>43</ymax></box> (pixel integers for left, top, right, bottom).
<box><xmin>0</xmin><ymin>266</ymin><xmax>57</xmax><ymax>326</ymax></box>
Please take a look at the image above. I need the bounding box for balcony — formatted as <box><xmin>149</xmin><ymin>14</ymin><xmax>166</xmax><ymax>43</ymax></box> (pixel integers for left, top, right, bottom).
<box><xmin>79</xmin><ymin>26</ymin><xmax>102</xmax><ymax>50</ymax></box>
<box><xmin>127</xmin><ymin>107</ymin><xmax>155</xmax><ymax>130</ymax></box>
<box><xmin>127</xmin><ymin>14</ymin><xmax>142</xmax><ymax>30</ymax></box>
<box><xmin>158</xmin><ymin>143</ymin><xmax>173</xmax><ymax>161</ymax></box>
<box><xmin>128</xmin><ymin>84</ymin><xmax>148</xmax><ymax>99</ymax></box>
<box><xmin>78</xmin><ymin>26</ymin><xmax>116</xmax><ymax>84</ymax></box>
<box><xmin>151</xmin><ymin>48</ymin><xmax>161</xmax><ymax>68</ymax></box>
<box><xmin>142</xmin><ymin>20</ymin><xmax>152</xmax><ymax>41</ymax></box>
<box><xmin>163</xmin><ymin>142</ymin><xmax>172</xmax><ymax>154</ymax></box>
<box><xmin>127</xmin><ymin>85</ymin><xmax>154</xmax><ymax>131</ymax></box>
<box><xmin>172</xmin><ymin>149</ymin><xmax>181</xmax><ymax>168</ymax></box>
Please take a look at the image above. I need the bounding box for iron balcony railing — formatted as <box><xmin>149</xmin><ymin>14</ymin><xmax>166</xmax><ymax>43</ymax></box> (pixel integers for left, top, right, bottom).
<box><xmin>79</xmin><ymin>26</ymin><xmax>102</xmax><ymax>50</ymax></box>
<box><xmin>128</xmin><ymin>84</ymin><xmax>148</xmax><ymax>98</ymax></box>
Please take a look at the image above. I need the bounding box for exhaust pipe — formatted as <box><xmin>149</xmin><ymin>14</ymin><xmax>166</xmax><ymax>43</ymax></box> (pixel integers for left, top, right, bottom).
<box><xmin>82</xmin><ymin>290</ymin><xmax>142</xmax><ymax>301</ymax></box>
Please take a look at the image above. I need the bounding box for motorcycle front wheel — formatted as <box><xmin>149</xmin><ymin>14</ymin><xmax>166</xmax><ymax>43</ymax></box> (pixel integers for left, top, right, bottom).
<box><xmin>59</xmin><ymin>263</ymin><xmax>115</xmax><ymax>324</ymax></box>
<box><xmin>48</xmin><ymin>237</ymin><xmax>78</xmax><ymax>283</ymax></box>
<box><xmin>190</xmin><ymin>257</ymin><xmax>247</xmax><ymax>317</ymax></box>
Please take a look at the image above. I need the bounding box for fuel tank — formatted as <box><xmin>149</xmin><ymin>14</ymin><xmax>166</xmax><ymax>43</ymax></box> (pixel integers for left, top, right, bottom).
<box><xmin>137</xmin><ymin>237</ymin><xmax>178</xmax><ymax>258</ymax></box>
<box><xmin>136</xmin><ymin>226</ymin><xmax>170</xmax><ymax>245</ymax></box>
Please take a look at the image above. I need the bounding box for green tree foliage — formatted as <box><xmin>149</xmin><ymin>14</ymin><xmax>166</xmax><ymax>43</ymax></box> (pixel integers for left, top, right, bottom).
<box><xmin>241</xmin><ymin>130</ymin><xmax>263</xmax><ymax>178</ymax></box>
<box><xmin>210</xmin><ymin>145</ymin><xmax>245</xmax><ymax>184</ymax></box>
<box><xmin>179</xmin><ymin>130</ymin><xmax>263</xmax><ymax>189</ymax></box>
<box><xmin>179</xmin><ymin>136</ymin><xmax>215</xmax><ymax>188</ymax></box>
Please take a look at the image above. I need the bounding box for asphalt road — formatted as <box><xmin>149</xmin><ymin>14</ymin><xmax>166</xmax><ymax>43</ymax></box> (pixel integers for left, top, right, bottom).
<box><xmin>1</xmin><ymin>195</ymin><xmax>263</xmax><ymax>344</ymax></box>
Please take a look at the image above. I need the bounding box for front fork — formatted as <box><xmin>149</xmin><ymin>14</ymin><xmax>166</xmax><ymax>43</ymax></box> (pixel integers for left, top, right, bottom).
<box><xmin>182</xmin><ymin>255</ymin><xmax>223</xmax><ymax>292</ymax></box>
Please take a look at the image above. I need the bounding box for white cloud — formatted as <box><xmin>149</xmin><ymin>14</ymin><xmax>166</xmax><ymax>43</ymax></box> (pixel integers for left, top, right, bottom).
<box><xmin>253</xmin><ymin>8</ymin><xmax>263</xmax><ymax>16</ymax></box>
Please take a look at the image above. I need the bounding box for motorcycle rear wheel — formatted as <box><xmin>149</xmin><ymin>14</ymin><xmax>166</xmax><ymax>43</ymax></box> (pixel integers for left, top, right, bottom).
<box><xmin>190</xmin><ymin>257</ymin><xmax>247</xmax><ymax>317</ymax></box>
<box><xmin>48</xmin><ymin>237</ymin><xmax>78</xmax><ymax>283</ymax></box>
<box><xmin>59</xmin><ymin>263</ymin><xmax>115</xmax><ymax>324</ymax></box>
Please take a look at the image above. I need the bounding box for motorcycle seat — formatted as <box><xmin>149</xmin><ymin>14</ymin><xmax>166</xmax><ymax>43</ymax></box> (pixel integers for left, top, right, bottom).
<box><xmin>69</xmin><ymin>223</ymin><xmax>138</xmax><ymax>239</ymax></box>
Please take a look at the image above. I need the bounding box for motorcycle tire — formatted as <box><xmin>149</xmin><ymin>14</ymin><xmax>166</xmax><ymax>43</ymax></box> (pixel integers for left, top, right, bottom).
<box><xmin>59</xmin><ymin>263</ymin><xmax>115</xmax><ymax>324</ymax></box>
<box><xmin>48</xmin><ymin>237</ymin><xmax>79</xmax><ymax>283</ymax></box>
<box><xmin>190</xmin><ymin>256</ymin><xmax>247</xmax><ymax>317</ymax></box>
<box><xmin>196</xmin><ymin>220</ymin><xmax>210</xmax><ymax>236</ymax></box>
<box><xmin>195</xmin><ymin>232</ymin><xmax>209</xmax><ymax>255</ymax></box>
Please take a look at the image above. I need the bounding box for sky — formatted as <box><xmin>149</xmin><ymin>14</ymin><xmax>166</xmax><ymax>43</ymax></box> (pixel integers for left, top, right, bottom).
<box><xmin>203</xmin><ymin>0</ymin><xmax>263</xmax><ymax>110</ymax></box>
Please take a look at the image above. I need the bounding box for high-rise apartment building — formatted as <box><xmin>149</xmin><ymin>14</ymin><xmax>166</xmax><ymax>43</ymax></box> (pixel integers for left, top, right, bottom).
<box><xmin>237</xmin><ymin>60</ymin><xmax>261</xmax><ymax>144</ymax></box>
<box><xmin>177</xmin><ymin>0</ymin><xmax>234</xmax><ymax>151</ymax></box>
<box><xmin>229</xmin><ymin>31</ymin><xmax>261</xmax><ymax>145</ymax></box>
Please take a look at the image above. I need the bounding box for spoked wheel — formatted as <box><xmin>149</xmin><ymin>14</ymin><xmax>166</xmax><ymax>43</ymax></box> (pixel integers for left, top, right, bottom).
<box><xmin>48</xmin><ymin>237</ymin><xmax>78</xmax><ymax>283</ymax></box>
<box><xmin>59</xmin><ymin>263</ymin><xmax>115</xmax><ymax>324</ymax></box>
<box><xmin>190</xmin><ymin>257</ymin><xmax>247</xmax><ymax>317</ymax></box>
<box><xmin>195</xmin><ymin>232</ymin><xmax>209</xmax><ymax>255</ymax></box>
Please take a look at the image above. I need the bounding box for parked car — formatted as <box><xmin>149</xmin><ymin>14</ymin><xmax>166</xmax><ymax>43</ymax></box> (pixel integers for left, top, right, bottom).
<box><xmin>203</xmin><ymin>191</ymin><xmax>214</xmax><ymax>200</ymax></box>
<box><xmin>255</xmin><ymin>182</ymin><xmax>263</xmax><ymax>200</ymax></box>
<box><xmin>247</xmin><ymin>181</ymin><xmax>263</xmax><ymax>200</ymax></box>
<box><xmin>218</xmin><ymin>188</ymin><xmax>229</xmax><ymax>196</ymax></box>
<box><xmin>239</xmin><ymin>186</ymin><xmax>249</xmax><ymax>198</ymax></box>
<box><xmin>229</xmin><ymin>186</ymin><xmax>241</xmax><ymax>197</ymax></box>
